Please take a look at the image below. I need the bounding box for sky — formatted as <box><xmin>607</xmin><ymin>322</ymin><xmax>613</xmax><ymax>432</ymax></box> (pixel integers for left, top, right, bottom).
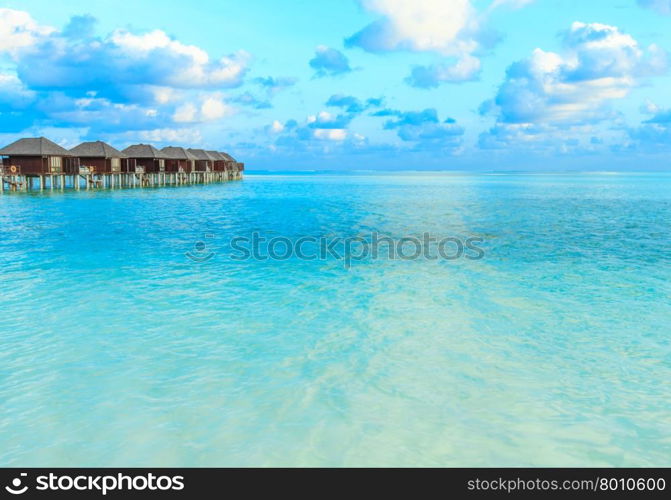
<box><xmin>1</xmin><ymin>0</ymin><xmax>671</xmax><ymax>170</ymax></box>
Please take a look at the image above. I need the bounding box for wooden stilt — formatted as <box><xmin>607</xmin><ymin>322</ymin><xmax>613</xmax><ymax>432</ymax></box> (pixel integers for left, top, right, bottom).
<box><xmin>0</xmin><ymin>164</ymin><xmax>241</xmax><ymax>193</ymax></box>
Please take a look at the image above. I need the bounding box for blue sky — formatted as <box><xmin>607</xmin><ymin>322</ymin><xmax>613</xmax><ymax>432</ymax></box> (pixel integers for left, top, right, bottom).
<box><xmin>1</xmin><ymin>0</ymin><xmax>671</xmax><ymax>170</ymax></box>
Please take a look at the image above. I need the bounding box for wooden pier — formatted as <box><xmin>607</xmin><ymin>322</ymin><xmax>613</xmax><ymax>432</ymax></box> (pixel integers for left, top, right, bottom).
<box><xmin>0</xmin><ymin>170</ymin><xmax>243</xmax><ymax>193</ymax></box>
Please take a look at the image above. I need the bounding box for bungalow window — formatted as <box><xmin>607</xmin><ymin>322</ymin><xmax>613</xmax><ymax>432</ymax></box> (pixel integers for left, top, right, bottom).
<box><xmin>49</xmin><ymin>156</ymin><xmax>62</xmax><ymax>172</ymax></box>
<box><xmin>111</xmin><ymin>158</ymin><xmax>121</xmax><ymax>172</ymax></box>
<box><xmin>158</xmin><ymin>159</ymin><xmax>165</xmax><ymax>171</ymax></box>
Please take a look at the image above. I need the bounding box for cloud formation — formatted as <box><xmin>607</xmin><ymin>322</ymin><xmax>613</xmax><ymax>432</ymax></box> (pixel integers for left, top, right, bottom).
<box><xmin>14</xmin><ymin>27</ymin><xmax>249</xmax><ymax>98</ymax></box>
<box><xmin>172</xmin><ymin>93</ymin><xmax>233</xmax><ymax>123</ymax></box>
<box><xmin>232</xmin><ymin>92</ymin><xmax>272</xmax><ymax>109</ymax></box>
<box><xmin>0</xmin><ymin>8</ymin><xmax>54</xmax><ymax>56</ymax></box>
<box><xmin>479</xmin><ymin>22</ymin><xmax>668</xmax><ymax>149</ymax></box>
<box><xmin>406</xmin><ymin>55</ymin><xmax>481</xmax><ymax>87</ymax></box>
<box><xmin>326</xmin><ymin>94</ymin><xmax>383</xmax><ymax>113</ymax></box>
<box><xmin>253</xmin><ymin>76</ymin><xmax>298</xmax><ymax>95</ymax></box>
<box><xmin>266</xmin><ymin>114</ymin><xmax>367</xmax><ymax>159</ymax></box>
<box><xmin>346</xmin><ymin>0</ymin><xmax>478</xmax><ymax>55</ymax></box>
<box><xmin>261</xmin><ymin>100</ymin><xmax>464</xmax><ymax>161</ymax></box>
<box><xmin>267</xmin><ymin>93</ymin><xmax>384</xmax><ymax>148</ymax></box>
<box><xmin>309</xmin><ymin>45</ymin><xmax>352</xmax><ymax>77</ymax></box>
<box><xmin>346</xmin><ymin>0</ymin><xmax>522</xmax><ymax>87</ymax></box>
<box><xmin>3</xmin><ymin>4</ymin><xmax>671</xmax><ymax>167</ymax></box>
<box><xmin>378</xmin><ymin>108</ymin><xmax>464</xmax><ymax>147</ymax></box>
<box><xmin>0</xmin><ymin>73</ymin><xmax>35</xmax><ymax>110</ymax></box>
<box><xmin>627</xmin><ymin>102</ymin><xmax>671</xmax><ymax>151</ymax></box>
<box><xmin>262</xmin><ymin>95</ymin><xmax>390</xmax><ymax>158</ymax></box>
<box><xmin>0</xmin><ymin>8</ymin><xmax>258</xmax><ymax>144</ymax></box>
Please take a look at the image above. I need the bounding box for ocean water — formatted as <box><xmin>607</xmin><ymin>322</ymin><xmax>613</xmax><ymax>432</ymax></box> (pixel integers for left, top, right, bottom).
<box><xmin>0</xmin><ymin>172</ymin><xmax>669</xmax><ymax>467</ymax></box>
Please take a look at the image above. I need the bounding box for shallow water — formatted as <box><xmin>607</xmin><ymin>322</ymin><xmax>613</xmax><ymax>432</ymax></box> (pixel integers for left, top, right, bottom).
<box><xmin>1</xmin><ymin>173</ymin><xmax>670</xmax><ymax>466</ymax></box>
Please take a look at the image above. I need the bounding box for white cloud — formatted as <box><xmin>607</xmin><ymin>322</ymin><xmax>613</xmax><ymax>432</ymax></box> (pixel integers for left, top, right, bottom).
<box><xmin>490</xmin><ymin>0</ymin><xmax>535</xmax><ymax>9</ymax></box>
<box><xmin>44</xmin><ymin>97</ymin><xmax>168</xmax><ymax>133</ymax></box>
<box><xmin>200</xmin><ymin>95</ymin><xmax>231</xmax><ymax>121</ymax></box>
<box><xmin>110</xmin><ymin>29</ymin><xmax>207</xmax><ymax>58</ymax></box>
<box><xmin>1</xmin><ymin>10</ymin><xmax>250</xmax><ymax>95</ymax></box>
<box><xmin>153</xmin><ymin>87</ymin><xmax>179</xmax><ymax>104</ymax></box>
<box><xmin>173</xmin><ymin>103</ymin><xmax>198</xmax><ymax>123</ymax></box>
<box><xmin>304</xmin><ymin>110</ymin><xmax>353</xmax><ymax>129</ymax></box>
<box><xmin>346</xmin><ymin>0</ymin><xmax>532</xmax><ymax>87</ymax></box>
<box><xmin>627</xmin><ymin>100</ymin><xmax>671</xmax><ymax>151</ymax></box>
<box><xmin>378</xmin><ymin>108</ymin><xmax>465</xmax><ymax>147</ymax></box>
<box><xmin>479</xmin><ymin>21</ymin><xmax>669</xmax><ymax>151</ymax></box>
<box><xmin>0</xmin><ymin>8</ymin><xmax>282</xmax><ymax>145</ymax></box>
<box><xmin>406</xmin><ymin>54</ymin><xmax>481</xmax><ymax>87</ymax></box>
<box><xmin>309</xmin><ymin>46</ymin><xmax>352</xmax><ymax>77</ymax></box>
<box><xmin>314</xmin><ymin>129</ymin><xmax>347</xmax><ymax>141</ymax></box>
<box><xmin>348</xmin><ymin>0</ymin><xmax>477</xmax><ymax>55</ymax></box>
<box><xmin>268</xmin><ymin>111</ymin><xmax>362</xmax><ymax>152</ymax></box>
<box><xmin>309</xmin><ymin>111</ymin><xmax>335</xmax><ymax>124</ymax></box>
<box><xmin>270</xmin><ymin>120</ymin><xmax>285</xmax><ymax>133</ymax></box>
<box><xmin>173</xmin><ymin>94</ymin><xmax>233</xmax><ymax>123</ymax></box>
<box><xmin>640</xmin><ymin>100</ymin><xmax>660</xmax><ymax>115</ymax></box>
<box><xmin>136</xmin><ymin>127</ymin><xmax>203</xmax><ymax>144</ymax></box>
<box><xmin>482</xmin><ymin>22</ymin><xmax>668</xmax><ymax>126</ymax></box>
<box><xmin>0</xmin><ymin>8</ymin><xmax>54</xmax><ymax>56</ymax></box>
<box><xmin>107</xmin><ymin>30</ymin><xmax>249</xmax><ymax>87</ymax></box>
<box><xmin>0</xmin><ymin>72</ymin><xmax>35</xmax><ymax>106</ymax></box>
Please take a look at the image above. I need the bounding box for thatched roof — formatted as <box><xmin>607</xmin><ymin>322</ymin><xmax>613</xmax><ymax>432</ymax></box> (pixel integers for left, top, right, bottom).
<box><xmin>70</xmin><ymin>141</ymin><xmax>126</xmax><ymax>158</ymax></box>
<box><xmin>161</xmin><ymin>146</ymin><xmax>197</xmax><ymax>160</ymax></box>
<box><xmin>122</xmin><ymin>144</ymin><xmax>168</xmax><ymax>159</ymax></box>
<box><xmin>0</xmin><ymin>137</ymin><xmax>71</xmax><ymax>156</ymax></box>
<box><xmin>187</xmin><ymin>149</ymin><xmax>216</xmax><ymax>161</ymax></box>
<box><xmin>206</xmin><ymin>150</ymin><xmax>226</xmax><ymax>161</ymax></box>
<box><xmin>219</xmin><ymin>152</ymin><xmax>236</xmax><ymax>162</ymax></box>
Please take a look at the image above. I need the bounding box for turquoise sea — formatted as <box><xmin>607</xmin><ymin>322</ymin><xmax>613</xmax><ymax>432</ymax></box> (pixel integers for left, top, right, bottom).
<box><xmin>0</xmin><ymin>172</ymin><xmax>669</xmax><ymax>467</ymax></box>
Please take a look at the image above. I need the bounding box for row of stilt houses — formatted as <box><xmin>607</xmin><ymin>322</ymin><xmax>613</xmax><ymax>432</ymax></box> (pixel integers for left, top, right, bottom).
<box><xmin>0</xmin><ymin>137</ymin><xmax>244</xmax><ymax>192</ymax></box>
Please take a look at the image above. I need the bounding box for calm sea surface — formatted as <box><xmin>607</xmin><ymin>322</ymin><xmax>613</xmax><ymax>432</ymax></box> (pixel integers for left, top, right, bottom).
<box><xmin>0</xmin><ymin>173</ymin><xmax>669</xmax><ymax>466</ymax></box>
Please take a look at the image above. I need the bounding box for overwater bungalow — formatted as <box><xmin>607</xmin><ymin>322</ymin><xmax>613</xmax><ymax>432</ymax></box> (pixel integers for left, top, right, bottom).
<box><xmin>69</xmin><ymin>141</ymin><xmax>127</xmax><ymax>175</ymax></box>
<box><xmin>187</xmin><ymin>149</ymin><xmax>215</xmax><ymax>172</ymax></box>
<box><xmin>122</xmin><ymin>144</ymin><xmax>168</xmax><ymax>174</ymax></box>
<box><xmin>219</xmin><ymin>152</ymin><xmax>236</xmax><ymax>171</ymax></box>
<box><xmin>221</xmin><ymin>152</ymin><xmax>244</xmax><ymax>173</ymax></box>
<box><xmin>217</xmin><ymin>152</ymin><xmax>244</xmax><ymax>179</ymax></box>
<box><xmin>161</xmin><ymin>147</ymin><xmax>197</xmax><ymax>174</ymax></box>
<box><xmin>0</xmin><ymin>137</ymin><xmax>77</xmax><ymax>176</ymax></box>
<box><xmin>223</xmin><ymin>153</ymin><xmax>244</xmax><ymax>173</ymax></box>
<box><xmin>1</xmin><ymin>137</ymin><xmax>243</xmax><ymax>192</ymax></box>
<box><xmin>206</xmin><ymin>151</ymin><xmax>228</xmax><ymax>172</ymax></box>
